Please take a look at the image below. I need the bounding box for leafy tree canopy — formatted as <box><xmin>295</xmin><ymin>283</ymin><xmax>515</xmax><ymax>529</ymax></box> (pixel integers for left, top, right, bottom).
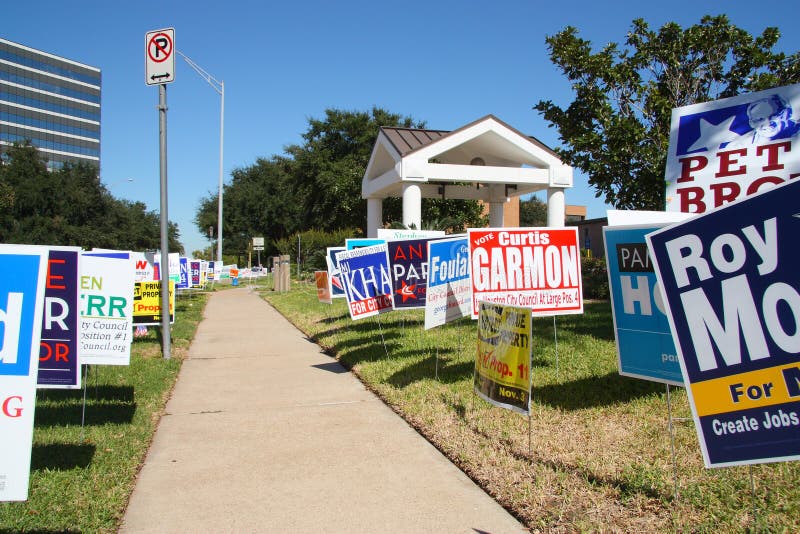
<box><xmin>1</xmin><ymin>142</ymin><xmax>181</xmax><ymax>251</ymax></box>
<box><xmin>196</xmin><ymin>107</ymin><xmax>487</xmax><ymax>257</ymax></box>
<box><xmin>535</xmin><ymin>15</ymin><xmax>799</xmax><ymax>210</ymax></box>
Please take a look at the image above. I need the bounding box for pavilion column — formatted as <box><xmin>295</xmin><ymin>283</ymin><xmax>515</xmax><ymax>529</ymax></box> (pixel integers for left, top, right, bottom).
<box><xmin>546</xmin><ymin>187</ymin><xmax>566</xmax><ymax>227</ymax></box>
<box><xmin>367</xmin><ymin>197</ymin><xmax>383</xmax><ymax>238</ymax></box>
<box><xmin>489</xmin><ymin>202</ymin><xmax>505</xmax><ymax>228</ymax></box>
<box><xmin>402</xmin><ymin>183</ymin><xmax>422</xmax><ymax>230</ymax></box>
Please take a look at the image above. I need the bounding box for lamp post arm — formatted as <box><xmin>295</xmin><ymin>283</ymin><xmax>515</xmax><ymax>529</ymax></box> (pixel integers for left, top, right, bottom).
<box><xmin>177</xmin><ymin>51</ymin><xmax>222</xmax><ymax>94</ymax></box>
<box><xmin>176</xmin><ymin>50</ymin><xmax>225</xmax><ymax>264</ymax></box>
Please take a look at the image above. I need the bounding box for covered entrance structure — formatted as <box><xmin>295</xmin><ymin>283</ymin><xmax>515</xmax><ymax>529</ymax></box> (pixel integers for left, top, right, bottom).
<box><xmin>362</xmin><ymin>115</ymin><xmax>573</xmax><ymax>236</ymax></box>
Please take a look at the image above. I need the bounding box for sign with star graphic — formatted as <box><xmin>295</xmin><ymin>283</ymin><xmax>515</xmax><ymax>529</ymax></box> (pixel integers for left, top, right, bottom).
<box><xmin>387</xmin><ymin>238</ymin><xmax>435</xmax><ymax>309</ymax></box>
<box><xmin>665</xmin><ymin>83</ymin><xmax>800</xmax><ymax>214</ymax></box>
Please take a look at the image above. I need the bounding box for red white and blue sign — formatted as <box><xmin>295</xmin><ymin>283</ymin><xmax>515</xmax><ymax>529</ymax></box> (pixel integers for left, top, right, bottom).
<box><xmin>0</xmin><ymin>244</ymin><xmax>48</xmax><ymax>502</ymax></box>
<box><xmin>325</xmin><ymin>247</ymin><xmax>345</xmax><ymax>299</ymax></box>
<box><xmin>335</xmin><ymin>244</ymin><xmax>394</xmax><ymax>320</ymax></box>
<box><xmin>648</xmin><ymin>178</ymin><xmax>800</xmax><ymax>467</ymax></box>
<box><xmin>387</xmin><ymin>238</ymin><xmax>433</xmax><ymax>309</ymax></box>
<box><xmin>424</xmin><ymin>235</ymin><xmax>471</xmax><ymax>330</ymax></box>
<box><xmin>190</xmin><ymin>260</ymin><xmax>202</xmax><ymax>288</ymax></box>
<box><xmin>37</xmin><ymin>248</ymin><xmax>81</xmax><ymax>389</ymax></box>
<box><xmin>604</xmin><ymin>226</ymin><xmax>682</xmax><ymax>386</ymax></box>
<box><xmin>665</xmin><ymin>83</ymin><xmax>800</xmax><ymax>214</ymax></box>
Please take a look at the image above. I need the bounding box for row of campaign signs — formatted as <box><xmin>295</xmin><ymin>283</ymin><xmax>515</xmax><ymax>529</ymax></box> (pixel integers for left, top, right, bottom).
<box><xmin>0</xmin><ymin>247</ymin><xmax>233</xmax><ymax>501</ymax></box>
<box><xmin>320</xmin><ymin>84</ymin><xmax>800</xmax><ymax>471</ymax></box>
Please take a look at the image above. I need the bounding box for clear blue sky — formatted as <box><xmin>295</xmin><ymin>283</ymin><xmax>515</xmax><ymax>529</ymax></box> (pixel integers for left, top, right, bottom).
<box><xmin>4</xmin><ymin>1</ymin><xmax>798</xmax><ymax>255</ymax></box>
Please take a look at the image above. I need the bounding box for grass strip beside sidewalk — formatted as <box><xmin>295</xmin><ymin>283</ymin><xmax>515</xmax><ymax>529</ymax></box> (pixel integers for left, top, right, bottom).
<box><xmin>0</xmin><ymin>292</ymin><xmax>209</xmax><ymax>533</ymax></box>
<box><xmin>263</xmin><ymin>283</ymin><xmax>800</xmax><ymax>532</ymax></box>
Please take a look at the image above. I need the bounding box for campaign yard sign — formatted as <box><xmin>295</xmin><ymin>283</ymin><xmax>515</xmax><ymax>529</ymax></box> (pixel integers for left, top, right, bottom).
<box><xmin>387</xmin><ymin>238</ymin><xmax>432</xmax><ymax>309</ymax></box>
<box><xmin>468</xmin><ymin>228</ymin><xmax>583</xmax><ymax>318</ymax></box>
<box><xmin>604</xmin><ymin>225</ymin><xmax>683</xmax><ymax>386</ymax></box>
<box><xmin>377</xmin><ymin>229</ymin><xmax>445</xmax><ymax>240</ymax></box>
<box><xmin>665</xmin><ymin>83</ymin><xmax>800</xmax><ymax>214</ymax></box>
<box><xmin>335</xmin><ymin>244</ymin><xmax>394</xmax><ymax>320</ymax></box>
<box><xmin>0</xmin><ymin>244</ymin><xmax>48</xmax><ymax>502</ymax></box>
<box><xmin>314</xmin><ymin>271</ymin><xmax>332</xmax><ymax>304</ymax></box>
<box><xmin>424</xmin><ymin>235</ymin><xmax>471</xmax><ymax>330</ymax></box>
<box><xmin>647</xmin><ymin>178</ymin><xmax>800</xmax><ymax>468</ymax></box>
<box><xmin>37</xmin><ymin>247</ymin><xmax>81</xmax><ymax>389</ymax></box>
<box><xmin>475</xmin><ymin>302</ymin><xmax>532</xmax><ymax>415</ymax></box>
<box><xmin>325</xmin><ymin>247</ymin><xmax>345</xmax><ymax>299</ymax></box>
<box><xmin>131</xmin><ymin>251</ymin><xmax>156</xmax><ymax>282</ymax></box>
<box><xmin>345</xmin><ymin>238</ymin><xmax>384</xmax><ymax>250</ymax></box>
<box><xmin>177</xmin><ymin>257</ymin><xmax>189</xmax><ymax>289</ymax></box>
<box><xmin>190</xmin><ymin>260</ymin><xmax>202</xmax><ymax>288</ymax></box>
<box><xmin>79</xmin><ymin>252</ymin><xmax>134</xmax><ymax>366</ymax></box>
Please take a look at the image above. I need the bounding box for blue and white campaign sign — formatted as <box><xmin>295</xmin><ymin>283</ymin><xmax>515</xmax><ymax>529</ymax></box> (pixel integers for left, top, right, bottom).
<box><xmin>388</xmin><ymin>238</ymin><xmax>433</xmax><ymax>309</ymax></box>
<box><xmin>425</xmin><ymin>235</ymin><xmax>471</xmax><ymax>330</ymax></box>
<box><xmin>177</xmin><ymin>257</ymin><xmax>189</xmax><ymax>289</ymax></box>
<box><xmin>325</xmin><ymin>247</ymin><xmax>345</xmax><ymax>299</ymax></box>
<box><xmin>335</xmin><ymin>244</ymin><xmax>393</xmax><ymax>320</ymax></box>
<box><xmin>604</xmin><ymin>225</ymin><xmax>682</xmax><ymax>385</ymax></box>
<box><xmin>0</xmin><ymin>244</ymin><xmax>48</xmax><ymax>502</ymax></box>
<box><xmin>79</xmin><ymin>251</ymin><xmax>134</xmax><ymax>366</ymax></box>
<box><xmin>37</xmin><ymin>247</ymin><xmax>82</xmax><ymax>389</ymax></box>
<box><xmin>665</xmin><ymin>83</ymin><xmax>800</xmax><ymax>214</ymax></box>
<box><xmin>648</xmin><ymin>178</ymin><xmax>800</xmax><ymax>468</ymax></box>
<box><xmin>345</xmin><ymin>238</ymin><xmax>384</xmax><ymax>250</ymax></box>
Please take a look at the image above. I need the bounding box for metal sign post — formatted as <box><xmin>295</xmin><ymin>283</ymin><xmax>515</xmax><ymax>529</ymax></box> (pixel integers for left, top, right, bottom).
<box><xmin>146</xmin><ymin>28</ymin><xmax>175</xmax><ymax>359</ymax></box>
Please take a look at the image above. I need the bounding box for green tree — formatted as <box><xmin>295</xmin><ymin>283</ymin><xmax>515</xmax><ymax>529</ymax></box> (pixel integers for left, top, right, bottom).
<box><xmin>197</xmin><ymin>107</ymin><xmax>488</xmax><ymax>257</ymax></box>
<box><xmin>518</xmin><ymin>196</ymin><xmax>547</xmax><ymax>226</ymax></box>
<box><xmin>0</xmin><ymin>142</ymin><xmax>181</xmax><ymax>251</ymax></box>
<box><xmin>535</xmin><ymin>15</ymin><xmax>800</xmax><ymax>210</ymax></box>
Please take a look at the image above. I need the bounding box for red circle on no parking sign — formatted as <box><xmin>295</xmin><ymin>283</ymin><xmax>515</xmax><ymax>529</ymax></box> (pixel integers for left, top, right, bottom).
<box><xmin>148</xmin><ymin>33</ymin><xmax>173</xmax><ymax>63</ymax></box>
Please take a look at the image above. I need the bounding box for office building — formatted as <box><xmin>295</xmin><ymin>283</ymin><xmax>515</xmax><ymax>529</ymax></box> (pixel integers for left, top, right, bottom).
<box><xmin>0</xmin><ymin>37</ymin><xmax>101</xmax><ymax>170</ymax></box>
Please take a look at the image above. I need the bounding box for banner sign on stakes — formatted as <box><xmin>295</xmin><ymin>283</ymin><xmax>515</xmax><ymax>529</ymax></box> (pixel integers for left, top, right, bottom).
<box><xmin>132</xmin><ymin>280</ymin><xmax>175</xmax><ymax>325</ymax></box>
<box><xmin>314</xmin><ymin>271</ymin><xmax>332</xmax><ymax>304</ymax></box>
<box><xmin>325</xmin><ymin>247</ymin><xmax>345</xmax><ymax>299</ymax></box>
<box><xmin>377</xmin><ymin>229</ymin><xmax>445</xmax><ymax>240</ymax></box>
<box><xmin>604</xmin><ymin>225</ymin><xmax>683</xmax><ymax>386</ymax></box>
<box><xmin>177</xmin><ymin>257</ymin><xmax>189</xmax><ymax>289</ymax></box>
<box><xmin>335</xmin><ymin>244</ymin><xmax>394</xmax><ymax>320</ymax></box>
<box><xmin>424</xmin><ymin>235</ymin><xmax>471</xmax><ymax>330</ymax></box>
<box><xmin>79</xmin><ymin>252</ymin><xmax>134</xmax><ymax>366</ymax></box>
<box><xmin>647</xmin><ymin>178</ymin><xmax>800</xmax><ymax>467</ymax></box>
<box><xmin>468</xmin><ymin>227</ymin><xmax>583</xmax><ymax>318</ymax></box>
<box><xmin>665</xmin><ymin>83</ymin><xmax>800</xmax><ymax>214</ymax></box>
<box><xmin>475</xmin><ymin>301</ymin><xmax>532</xmax><ymax>415</ymax></box>
<box><xmin>0</xmin><ymin>244</ymin><xmax>48</xmax><ymax>502</ymax></box>
<box><xmin>345</xmin><ymin>238</ymin><xmax>384</xmax><ymax>250</ymax></box>
<box><xmin>37</xmin><ymin>248</ymin><xmax>81</xmax><ymax>388</ymax></box>
<box><xmin>189</xmin><ymin>260</ymin><xmax>202</xmax><ymax>288</ymax></box>
<box><xmin>387</xmin><ymin>238</ymin><xmax>433</xmax><ymax>309</ymax></box>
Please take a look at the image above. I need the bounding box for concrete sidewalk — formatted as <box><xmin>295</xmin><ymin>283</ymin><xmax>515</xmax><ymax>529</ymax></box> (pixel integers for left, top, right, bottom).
<box><xmin>120</xmin><ymin>288</ymin><xmax>526</xmax><ymax>533</ymax></box>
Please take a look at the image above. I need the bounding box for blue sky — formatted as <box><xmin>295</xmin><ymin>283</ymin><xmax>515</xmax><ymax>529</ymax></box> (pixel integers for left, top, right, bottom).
<box><xmin>4</xmin><ymin>1</ymin><xmax>798</xmax><ymax>254</ymax></box>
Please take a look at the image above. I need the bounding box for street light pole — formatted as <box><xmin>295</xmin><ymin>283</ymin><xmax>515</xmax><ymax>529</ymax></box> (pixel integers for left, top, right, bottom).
<box><xmin>177</xmin><ymin>51</ymin><xmax>224</xmax><ymax>264</ymax></box>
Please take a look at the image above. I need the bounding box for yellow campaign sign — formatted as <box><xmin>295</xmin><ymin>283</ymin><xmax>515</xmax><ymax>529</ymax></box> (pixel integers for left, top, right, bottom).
<box><xmin>475</xmin><ymin>301</ymin><xmax>532</xmax><ymax>415</ymax></box>
<box><xmin>132</xmin><ymin>280</ymin><xmax>175</xmax><ymax>325</ymax></box>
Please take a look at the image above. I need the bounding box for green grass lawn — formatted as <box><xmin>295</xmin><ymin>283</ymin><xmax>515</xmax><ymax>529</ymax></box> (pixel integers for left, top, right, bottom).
<box><xmin>0</xmin><ymin>291</ymin><xmax>208</xmax><ymax>533</ymax></box>
<box><xmin>263</xmin><ymin>281</ymin><xmax>800</xmax><ymax>532</ymax></box>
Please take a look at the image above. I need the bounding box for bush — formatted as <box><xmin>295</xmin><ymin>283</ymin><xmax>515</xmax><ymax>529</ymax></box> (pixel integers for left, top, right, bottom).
<box><xmin>274</xmin><ymin>228</ymin><xmax>361</xmax><ymax>273</ymax></box>
<box><xmin>581</xmin><ymin>255</ymin><xmax>609</xmax><ymax>300</ymax></box>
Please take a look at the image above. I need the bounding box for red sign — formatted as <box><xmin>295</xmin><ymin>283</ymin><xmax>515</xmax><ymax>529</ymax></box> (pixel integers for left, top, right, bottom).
<box><xmin>468</xmin><ymin>227</ymin><xmax>583</xmax><ymax>318</ymax></box>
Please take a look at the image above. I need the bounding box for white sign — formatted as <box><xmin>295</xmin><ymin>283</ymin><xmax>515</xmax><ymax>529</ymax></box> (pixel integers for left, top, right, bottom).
<box><xmin>145</xmin><ymin>28</ymin><xmax>175</xmax><ymax>85</ymax></box>
<box><xmin>0</xmin><ymin>244</ymin><xmax>48</xmax><ymax>501</ymax></box>
<box><xmin>79</xmin><ymin>252</ymin><xmax>134</xmax><ymax>366</ymax></box>
<box><xmin>664</xmin><ymin>83</ymin><xmax>800</xmax><ymax>213</ymax></box>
